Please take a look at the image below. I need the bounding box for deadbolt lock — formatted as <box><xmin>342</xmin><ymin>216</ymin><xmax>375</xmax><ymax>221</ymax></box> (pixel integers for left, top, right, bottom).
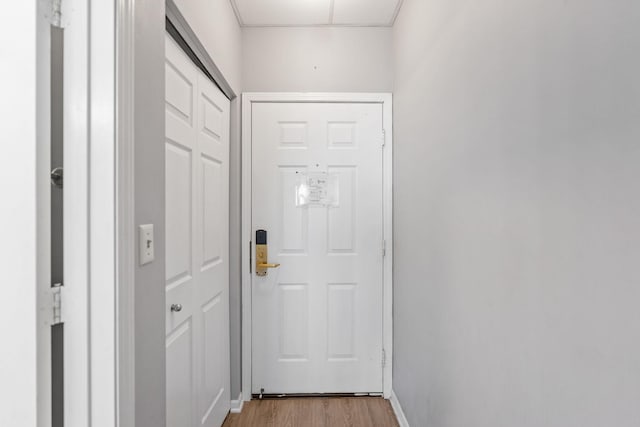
<box><xmin>256</xmin><ymin>229</ymin><xmax>280</xmax><ymax>277</ymax></box>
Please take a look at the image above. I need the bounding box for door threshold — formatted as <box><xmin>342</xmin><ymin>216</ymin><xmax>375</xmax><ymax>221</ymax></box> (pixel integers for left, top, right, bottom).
<box><xmin>252</xmin><ymin>393</ymin><xmax>384</xmax><ymax>400</ymax></box>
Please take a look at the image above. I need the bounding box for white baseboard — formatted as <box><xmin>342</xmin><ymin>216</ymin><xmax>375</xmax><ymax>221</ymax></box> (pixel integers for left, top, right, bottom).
<box><xmin>230</xmin><ymin>392</ymin><xmax>244</xmax><ymax>414</ymax></box>
<box><xmin>390</xmin><ymin>390</ymin><xmax>410</xmax><ymax>427</ymax></box>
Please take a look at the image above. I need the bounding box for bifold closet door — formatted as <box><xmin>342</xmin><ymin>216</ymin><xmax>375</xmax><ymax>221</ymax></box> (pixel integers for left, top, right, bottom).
<box><xmin>165</xmin><ymin>33</ymin><xmax>230</xmax><ymax>427</ymax></box>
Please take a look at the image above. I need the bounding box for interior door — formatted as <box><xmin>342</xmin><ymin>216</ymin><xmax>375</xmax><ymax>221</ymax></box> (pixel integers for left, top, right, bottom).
<box><xmin>165</xmin><ymin>34</ymin><xmax>230</xmax><ymax>427</ymax></box>
<box><xmin>251</xmin><ymin>102</ymin><xmax>384</xmax><ymax>394</ymax></box>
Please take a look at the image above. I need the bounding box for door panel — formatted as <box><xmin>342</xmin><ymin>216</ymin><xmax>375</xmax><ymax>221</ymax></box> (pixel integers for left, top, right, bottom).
<box><xmin>165</xmin><ymin>34</ymin><xmax>198</xmax><ymax>427</ymax></box>
<box><xmin>165</xmin><ymin>142</ymin><xmax>193</xmax><ymax>282</ymax></box>
<box><xmin>252</xmin><ymin>102</ymin><xmax>384</xmax><ymax>394</ymax></box>
<box><xmin>166</xmin><ymin>321</ymin><xmax>194</xmax><ymax>427</ymax></box>
<box><xmin>194</xmin><ymin>63</ymin><xmax>230</xmax><ymax>427</ymax></box>
<box><xmin>165</xmin><ymin>34</ymin><xmax>230</xmax><ymax>427</ymax></box>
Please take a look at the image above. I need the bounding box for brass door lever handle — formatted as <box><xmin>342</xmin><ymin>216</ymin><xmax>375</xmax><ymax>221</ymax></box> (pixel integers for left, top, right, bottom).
<box><xmin>256</xmin><ymin>242</ymin><xmax>280</xmax><ymax>276</ymax></box>
<box><xmin>258</xmin><ymin>262</ymin><xmax>280</xmax><ymax>269</ymax></box>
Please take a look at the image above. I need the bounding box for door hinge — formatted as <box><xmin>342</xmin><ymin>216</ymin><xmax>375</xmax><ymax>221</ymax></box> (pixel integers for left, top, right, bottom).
<box><xmin>382</xmin><ymin>239</ymin><xmax>387</xmax><ymax>258</ymax></box>
<box><xmin>381</xmin><ymin>348</ymin><xmax>386</xmax><ymax>368</ymax></box>
<box><xmin>249</xmin><ymin>241</ymin><xmax>253</xmax><ymax>274</ymax></box>
<box><xmin>51</xmin><ymin>283</ymin><xmax>64</xmax><ymax>325</ymax></box>
<box><xmin>50</xmin><ymin>0</ymin><xmax>63</xmax><ymax>27</ymax></box>
<box><xmin>381</xmin><ymin>129</ymin><xmax>386</xmax><ymax>147</ymax></box>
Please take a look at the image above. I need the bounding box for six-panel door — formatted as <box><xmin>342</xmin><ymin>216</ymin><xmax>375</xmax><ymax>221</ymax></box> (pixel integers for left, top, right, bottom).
<box><xmin>252</xmin><ymin>102</ymin><xmax>384</xmax><ymax>394</ymax></box>
<box><xmin>165</xmin><ymin>34</ymin><xmax>230</xmax><ymax>427</ymax></box>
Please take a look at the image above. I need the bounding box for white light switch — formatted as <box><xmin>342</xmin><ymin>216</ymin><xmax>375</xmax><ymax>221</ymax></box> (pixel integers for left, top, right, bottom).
<box><xmin>139</xmin><ymin>224</ymin><xmax>155</xmax><ymax>265</ymax></box>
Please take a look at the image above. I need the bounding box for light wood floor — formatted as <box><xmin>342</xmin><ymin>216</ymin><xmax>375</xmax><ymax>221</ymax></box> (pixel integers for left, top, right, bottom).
<box><xmin>222</xmin><ymin>397</ymin><xmax>399</xmax><ymax>427</ymax></box>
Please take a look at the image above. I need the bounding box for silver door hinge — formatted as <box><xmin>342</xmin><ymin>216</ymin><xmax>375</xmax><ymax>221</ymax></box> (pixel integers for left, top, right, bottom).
<box><xmin>52</xmin><ymin>283</ymin><xmax>64</xmax><ymax>325</ymax></box>
<box><xmin>382</xmin><ymin>239</ymin><xmax>387</xmax><ymax>258</ymax></box>
<box><xmin>382</xmin><ymin>129</ymin><xmax>386</xmax><ymax>147</ymax></box>
<box><xmin>50</xmin><ymin>0</ymin><xmax>63</xmax><ymax>27</ymax></box>
<box><xmin>381</xmin><ymin>348</ymin><xmax>386</xmax><ymax>368</ymax></box>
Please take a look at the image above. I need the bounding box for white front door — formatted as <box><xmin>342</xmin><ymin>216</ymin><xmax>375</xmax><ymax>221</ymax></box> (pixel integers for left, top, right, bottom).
<box><xmin>165</xmin><ymin>34</ymin><xmax>230</xmax><ymax>427</ymax></box>
<box><xmin>251</xmin><ymin>102</ymin><xmax>384</xmax><ymax>394</ymax></box>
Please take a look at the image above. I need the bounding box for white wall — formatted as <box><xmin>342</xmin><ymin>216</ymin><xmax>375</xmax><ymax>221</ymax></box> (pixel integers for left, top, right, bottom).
<box><xmin>0</xmin><ymin>3</ymin><xmax>38</xmax><ymax>425</ymax></box>
<box><xmin>392</xmin><ymin>0</ymin><xmax>640</xmax><ymax>426</ymax></box>
<box><xmin>243</xmin><ymin>27</ymin><xmax>393</xmax><ymax>92</ymax></box>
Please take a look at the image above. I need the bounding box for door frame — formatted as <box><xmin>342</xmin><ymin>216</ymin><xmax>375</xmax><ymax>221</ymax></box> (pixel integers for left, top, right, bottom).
<box><xmin>241</xmin><ymin>92</ymin><xmax>393</xmax><ymax>400</ymax></box>
<box><xmin>65</xmin><ymin>0</ymin><xmax>119</xmax><ymax>425</ymax></box>
<box><xmin>6</xmin><ymin>0</ymin><xmax>122</xmax><ymax>425</ymax></box>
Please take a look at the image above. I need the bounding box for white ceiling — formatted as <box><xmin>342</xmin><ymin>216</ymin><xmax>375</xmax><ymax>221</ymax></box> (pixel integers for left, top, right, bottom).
<box><xmin>231</xmin><ymin>0</ymin><xmax>404</xmax><ymax>27</ymax></box>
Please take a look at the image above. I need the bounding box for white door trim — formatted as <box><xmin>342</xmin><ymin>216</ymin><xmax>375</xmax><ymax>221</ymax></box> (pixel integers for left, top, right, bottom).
<box><xmin>115</xmin><ymin>0</ymin><xmax>136</xmax><ymax>426</ymax></box>
<box><xmin>43</xmin><ymin>0</ymin><xmax>119</xmax><ymax>425</ymax></box>
<box><xmin>241</xmin><ymin>92</ymin><xmax>393</xmax><ymax>400</ymax></box>
<box><xmin>88</xmin><ymin>0</ymin><xmax>117</xmax><ymax>425</ymax></box>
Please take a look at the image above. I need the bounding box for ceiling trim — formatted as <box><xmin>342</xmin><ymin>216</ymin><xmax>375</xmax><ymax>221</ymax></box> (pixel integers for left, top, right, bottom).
<box><xmin>228</xmin><ymin>0</ymin><xmax>402</xmax><ymax>28</ymax></box>
<box><xmin>229</xmin><ymin>0</ymin><xmax>245</xmax><ymax>27</ymax></box>
<box><xmin>238</xmin><ymin>23</ymin><xmax>394</xmax><ymax>29</ymax></box>
<box><xmin>328</xmin><ymin>0</ymin><xmax>336</xmax><ymax>24</ymax></box>
<box><xmin>389</xmin><ymin>0</ymin><xmax>405</xmax><ymax>26</ymax></box>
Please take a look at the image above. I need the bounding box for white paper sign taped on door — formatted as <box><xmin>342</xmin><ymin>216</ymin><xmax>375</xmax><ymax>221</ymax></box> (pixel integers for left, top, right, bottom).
<box><xmin>295</xmin><ymin>172</ymin><xmax>339</xmax><ymax>207</ymax></box>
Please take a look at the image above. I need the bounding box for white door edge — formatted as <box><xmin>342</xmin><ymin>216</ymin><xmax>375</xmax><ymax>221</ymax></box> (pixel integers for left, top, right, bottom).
<box><xmin>63</xmin><ymin>0</ymin><xmax>119</xmax><ymax>425</ymax></box>
<box><xmin>89</xmin><ymin>0</ymin><xmax>117</xmax><ymax>425</ymax></box>
<box><xmin>240</xmin><ymin>92</ymin><xmax>393</xmax><ymax>401</ymax></box>
<box><xmin>65</xmin><ymin>0</ymin><xmax>119</xmax><ymax>424</ymax></box>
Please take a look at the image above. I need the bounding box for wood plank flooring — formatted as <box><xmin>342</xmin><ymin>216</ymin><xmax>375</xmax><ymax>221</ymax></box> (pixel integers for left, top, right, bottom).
<box><xmin>222</xmin><ymin>397</ymin><xmax>399</xmax><ymax>427</ymax></box>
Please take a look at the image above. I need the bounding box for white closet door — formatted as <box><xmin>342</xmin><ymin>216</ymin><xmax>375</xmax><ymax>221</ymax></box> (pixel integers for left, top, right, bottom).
<box><xmin>165</xmin><ymin>33</ymin><xmax>230</xmax><ymax>427</ymax></box>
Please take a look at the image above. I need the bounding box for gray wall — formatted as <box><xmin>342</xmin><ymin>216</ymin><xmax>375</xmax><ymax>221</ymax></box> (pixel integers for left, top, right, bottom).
<box><xmin>392</xmin><ymin>0</ymin><xmax>640</xmax><ymax>426</ymax></box>
<box><xmin>134</xmin><ymin>1</ymin><xmax>166</xmax><ymax>426</ymax></box>
<box><xmin>228</xmin><ymin>98</ymin><xmax>242</xmax><ymax>399</ymax></box>
<box><xmin>243</xmin><ymin>27</ymin><xmax>393</xmax><ymax>92</ymax></box>
<box><xmin>173</xmin><ymin>0</ymin><xmax>242</xmax><ymax>92</ymax></box>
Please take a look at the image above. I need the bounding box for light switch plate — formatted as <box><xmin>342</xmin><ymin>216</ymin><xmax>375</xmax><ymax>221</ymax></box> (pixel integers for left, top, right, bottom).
<box><xmin>139</xmin><ymin>224</ymin><xmax>154</xmax><ymax>265</ymax></box>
